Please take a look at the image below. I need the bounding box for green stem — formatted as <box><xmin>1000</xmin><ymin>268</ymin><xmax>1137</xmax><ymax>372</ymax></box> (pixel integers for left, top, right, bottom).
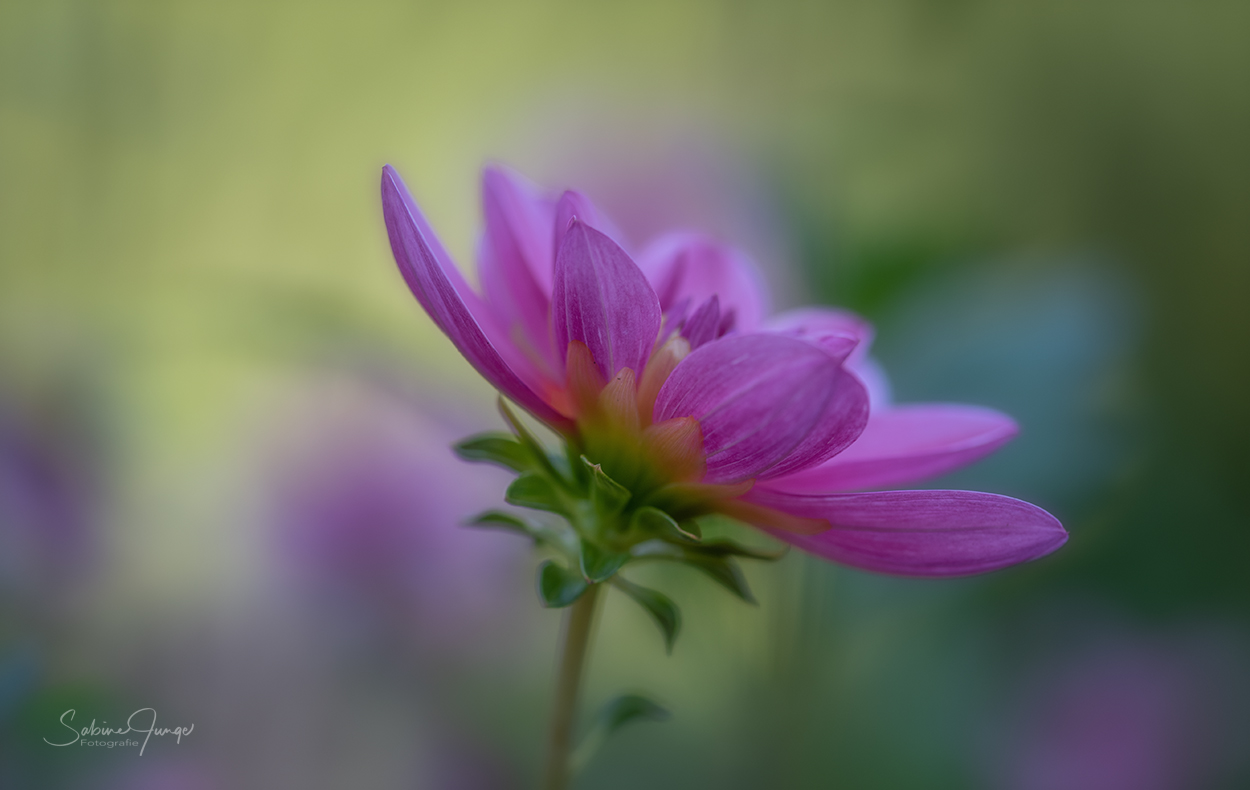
<box><xmin>543</xmin><ymin>582</ymin><xmax>602</xmax><ymax>790</ymax></box>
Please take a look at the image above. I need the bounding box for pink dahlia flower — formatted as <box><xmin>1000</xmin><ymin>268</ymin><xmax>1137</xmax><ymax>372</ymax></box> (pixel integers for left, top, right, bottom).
<box><xmin>380</xmin><ymin>164</ymin><xmax>1065</xmax><ymax>578</ymax></box>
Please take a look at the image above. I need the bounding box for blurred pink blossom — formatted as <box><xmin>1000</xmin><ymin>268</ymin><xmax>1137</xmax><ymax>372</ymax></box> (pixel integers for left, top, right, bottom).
<box><xmin>267</xmin><ymin>375</ymin><xmax>528</xmax><ymax>653</ymax></box>
<box><xmin>991</xmin><ymin>622</ymin><xmax>1250</xmax><ymax>790</ymax></box>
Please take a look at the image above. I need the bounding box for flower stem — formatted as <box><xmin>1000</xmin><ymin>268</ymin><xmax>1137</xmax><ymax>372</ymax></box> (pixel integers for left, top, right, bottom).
<box><xmin>543</xmin><ymin>582</ymin><xmax>602</xmax><ymax>790</ymax></box>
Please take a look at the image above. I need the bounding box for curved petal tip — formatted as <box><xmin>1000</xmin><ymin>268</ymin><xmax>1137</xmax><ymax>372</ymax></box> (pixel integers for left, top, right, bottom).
<box><xmin>745</xmin><ymin>488</ymin><xmax>1067</xmax><ymax>577</ymax></box>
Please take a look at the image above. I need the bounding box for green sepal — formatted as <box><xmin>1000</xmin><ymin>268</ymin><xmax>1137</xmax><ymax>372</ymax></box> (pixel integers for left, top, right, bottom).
<box><xmin>453</xmin><ymin>432</ymin><xmax>532</xmax><ymax>473</ymax></box>
<box><xmin>686</xmin><ymin>539</ymin><xmax>787</xmax><ymax>561</ymax></box>
<box><xmin>580</xmin><ymin>540</ymin><xmax>628</xmax><ymax>583</ymax></box>
<box><xmin>612</xmin><ymin>576</ymin><xmax>681</xmax><ymax>654</ymax></box>
<box><xmin>630</xmin><ymin>506</ymin><xmax>699</xmax><ymax>542</ymax></box>
<box><xmin>467</xmin><ymin>510</ymin><xmax>579</xmax><ymax>555</ymax></box>
<box><xmin>580</xmin><ymin>456</ymin><xmax>631</xmax><ymax>513</ymax></box>
<box><xmin>564</xmin><ymin>440</ymin><xmax>590</xmax><ymax>486</ymax></box>
<box><xmin>571</xmin><ymin>693</ymin><xmax>670</xmax><ymax>773</ymax></box>
<box><xmin>506</xmin><ymin>474</ymin><xmax>565</xmax><ymax>514</ymax></box>
<box><xmin>631</xmin><ymin>506</ymin><xmax>674</xmax><ymax>533</ymax></box>
<box><xmin>627</xmin><ymin>539</ymin><xmax>686</xmax><ymax>560</ymax></box>
<box><xmin>685</xmin><ymin>555</ymin><xmax>757</xmax><ymax>605</ymax></box>
<box><xmin>676</xmin><ymin>519</ymin><xmax>702</xmax><ymax>541</ymax></box>
<box><xmin>538</xmin><ymin>560</ymin><xmax>589</xmax><ymax>608</ymax></box>
<box><xmin>466</xmin><ymin>509</ymin><xmax>533</xmax><ymax>536</ymax></box>
<box><xmin>498</xmin><ymin>398</ymin><xmax>563</xmax><ymax>481</ymax></box>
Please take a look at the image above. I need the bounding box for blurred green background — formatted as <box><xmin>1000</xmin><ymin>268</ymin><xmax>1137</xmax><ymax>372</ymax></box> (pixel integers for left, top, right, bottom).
<box><xmin>2</xmin><ymin>1</ymin><xmax>1248</xmax><ymax>788</ymax></box>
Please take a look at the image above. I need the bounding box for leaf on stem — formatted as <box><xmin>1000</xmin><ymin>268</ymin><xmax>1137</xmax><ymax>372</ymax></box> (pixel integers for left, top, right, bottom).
<box><xmin>453</xmin><ymin>432</ymin><xmax>531</xmax><ymax>473</ymax></box>
<box><xmin>580</xmin><ymin>456</ymin><xmax>631</xmax><ymax>513</ymax></box>
<box><xmin>676</xmin><ymin>519</ymin><xmax>702</xmax><ymax>540</ymax></box>
<box><xmin>571</xmin><ymin>693</ymin><xmax>671</xmax><ymax>774</ymax></box>
<box><xmin>684</xmin><ymin>555</ymin><xmax>757</xmax><ymax>605</ymax></box>
<box><xmin>506</xmin><ymin>474</ymin><xmax>565</xmax><ymax>514</ymax></box>
<box><xmin>580</xmin><ymin>540</ymin><xmax>628</xmax><ymax>583</ymax></box>
<box><xmin>466</xmin><ymin>509</ymin><xmax>533</xmax><ymax>536</ymax></box>
<box><xmin>538</xmin><ymin>560</ymin><xmax>589</xmax><ymax>608</ymax></box>
<box><xmin>597</xmin><ymin>693</ymin><xmax>671</xmax><ymax>732</ymax></box>
<box><xmin>632</xmin><ymin>506</ymin><xmax>700</xmax><ymax>542</ymax></box>
<box><xmin>611</xmin><ymin>576</ymin><xmax>681</xmax><ymax>654</ymax></box>
<box><xmin>498</xmin><ymin>397</ymin><xmax>564</xmax><ymax>480</ymax></box>
<box><xmin>687</xmin><ymin>539</ymin><xmax>787</xmax><ymax>561</ymax></box>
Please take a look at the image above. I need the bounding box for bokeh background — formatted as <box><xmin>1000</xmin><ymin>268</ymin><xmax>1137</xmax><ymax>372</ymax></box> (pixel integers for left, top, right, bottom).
<box><xmin>2</xmin><ymin>1</ymin><xmax>1248</xmax><ymax>788</ymax></box>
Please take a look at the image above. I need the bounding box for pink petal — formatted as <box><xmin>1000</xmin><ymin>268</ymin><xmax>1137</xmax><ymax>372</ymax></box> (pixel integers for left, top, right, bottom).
<box><xmin>479</xmin><ymin>167</ymin><xmax>559</xmax><ymax>374</ymax></box>
<box><xmin>653</xmin><ymin>333</ymin><xmax>858</xmax><ymax>483</ymax></box>
<box><xmin>482</xmin><ymin>166</ymin><xmax>556</xmax><ymax>293</ymax></box>
<box><xmin>552</xmin><ymin>220</ymin><xmax>662</xmax><ymax>381</ymax></box>
<box><xmin>756</xmin><ymin>367</ymin><xmax>869</xmax><ymax>481</ymax></box>
<box><xmin>766</xmin><ymin>307</ymin><xmax>890</xmax><ymax>408</ymax></box>
<box><xmin>382</xmin><ymin>166</ymin><xmax>569</xmax><ymax>428</ymax></box>
<box><xmin>681</xmin><ymin>295</ymin><xmax>721</xmax><ymax>349</ymax></box>
<box><xmin>637</xmin><ymin>232</ymin><xmax>769</xmax><ymax>332</ymax></box>
<box><xmin>765</xmin><ymin>307</ymin><xmax>874</xmax><ymax>350</ymax></box>
<box><xmin>767</xmin><ymin>405</ymin><xmax>1019</xmax><ymax>493</ymax></box>
<box><xmin>744</xmin><ymin>488</ymin><xmax>1067</xmax><ymax>577</ymax></box>
<box><xmin>553</xmin><ymin>189</ymin><xmax>627</xmax><ymax>262</ymax></box>
<box><xmin>851</xmin><ymin>357</ymin><xmax>893</xmax><ymax>412</ymax></box>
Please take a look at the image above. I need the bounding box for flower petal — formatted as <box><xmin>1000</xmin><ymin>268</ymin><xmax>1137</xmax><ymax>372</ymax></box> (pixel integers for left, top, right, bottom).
<box><xmin>756</xmin><ymin>367</ymin><xmax>869</xmax><ymax>481</ymax></box>
<box><xmin>552</xmin><ymin>220</ymin><xmax>662</xmax><ymax>381</ymax></box>
<box><xmin>681</xmin><ymin>295</ymin><xmax>721</xmax><ymax>349</ymax></box>
<box><xmin>637</xmin><ymin>232</ymin><xmax>769</xmax><ymax>332</ymax></box>
<box><xmin>851</xmin><ymin>357</ymin><xmax>893</xmax><ymax>412</ymax></box>
<box><xmin>715</xmin><ymin>498</ymin><xmax>830</xmax><ymax>535</ymax></box>
<box><xmin>766</xmin><ymin>307</ymin><xmax>891</xmax><ymax>408</ymax></box>
<box><xmin>479</xmin><ymin>167</ymin><xmax>559</xmax><ymax>374</ymax></box>
<box><xmin>653</xmin><ymin>333</ymin><xmax>854</xmax><ymax>483</ymax></box>
<box><xmin>641</xmin><ymin>417</ymin><xmax>705</xmax><ymax>483</ymax></box>
<box><xmin>381</xmin><ymin>166</ymin><xmax>569</xmax><ymax>428</ymax></box>
<box><xmin>742</xmin><ymin>488</ymin><xmax>1067</xmax><ymax>577</ymax></box>
<box><xmin>765</xmin><ymin>307</ymin><xmax>874</xmax><ymax>351</ymax></box>
<box><xmin>637</xmin><ymin>336</ymin><xmax>690</xmax><ymax>427</ymax></box>
<box><xmin>482</xmin><ymin>166</ymin><xmax>555</xmax><ymax>291</ymax></box>
<box><xmin>767</xmin><ymin>405</ymin><xmax>1019</xmax><ymax>493</ymax></box>
<box><xmin>553</xmin><ymin>189</ymin><xmax>626</xmax><ymax>261</ymax></box>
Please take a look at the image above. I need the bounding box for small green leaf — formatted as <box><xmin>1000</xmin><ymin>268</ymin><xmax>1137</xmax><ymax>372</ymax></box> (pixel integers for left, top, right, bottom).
<box><xmin>497</xmin><ymin>397</ymin><xmax>538</xmax><ymax>441</ymax></box>
<box><xmin>580</xmin><ymin>456</ymin><xmax>631</xmax><ymax>513</ymax></box>
<box><xmin>632</xmin><ymin>506</ymin><xmax>675</xmax><ymax>532</ymax></box>
<box><xmin>538</xmin><ymin>561</ymin><xmax>589</xmax><ymax>608</ymax></box>
<box><xmin>466</xmin><ymin>510</ymin><xmax>533</xmax><ymax>536</ymax></box>
<box><xmin>580</xmin><ymin>540</ymin><xmax>628</xmax><ymax>583</ymax></box>
<box><xmin>470</xmin><ymin>510</ymin><xmax>574</xmax><ymax>551</ymax></box>
<box><xmin>453</xmin><ymin>432</ymin><xmax>531</xmax><ymax>472</ymax></box>
<box><xmin>632</xmin><ymin>506</ymin><xmax>701</xmax><ymax>542</ymax></box>
<box><xmin>497</xmin><ymin>398</ymin><xmax>562</xmax><ymax>476</ymax></box>
<box><xmin>628</xmin><ymin>538</ymin><xmax>685</xmax><ymax>560</ymax></box>
<box><xmin>612</xmin><ymin>576</ymin><xmax>681</xmax><ymax>653</ymax></box>
<box><xmin>687</xmin><ymin>539</ymin><xmax>787</xmax><ymax>561</ymax></box>
<box><xmin>685</xmin><ymin>556</ymin><xmax>757</xmax><ymax>605</ymax></box>
<box><xmin>564</xmin><ymin>441</ymin><xmax>589</xmax><ymax>485</ymax></box>
<box><xmin>506</xmin><ymin>474</ymin><xmax>565</xmax><ymax>514</ymax></box>
<box><xmin>571</xmin><ymin>693</ymin><xmax>670</xmax><ymax>773</ymax></box>
<box><xmin>598</xmin><ymin>693</ymin><xmax>671</xmax><ymax>734</ymax></box>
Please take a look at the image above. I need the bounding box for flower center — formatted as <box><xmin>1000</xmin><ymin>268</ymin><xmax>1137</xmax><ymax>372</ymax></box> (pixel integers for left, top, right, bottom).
<box><xmin>561</xmin><ymin>338</ymin><xmax>704</xmax><ymax>498</ymax></box>
<box><xmin>553</xmin><ymin>338</ymin><xmax>826</xmax><ymax>538</ymax></box>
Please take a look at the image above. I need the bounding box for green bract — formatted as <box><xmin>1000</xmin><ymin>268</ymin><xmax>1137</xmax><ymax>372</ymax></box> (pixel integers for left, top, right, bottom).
<box><xmin>454</xmin><ymin>400</ymin><xmax>787</xmax><ymax>649</ymax></box>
